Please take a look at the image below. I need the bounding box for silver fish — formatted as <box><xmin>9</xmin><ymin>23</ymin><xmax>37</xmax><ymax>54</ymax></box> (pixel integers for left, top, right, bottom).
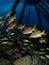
<box><xmin>17</xmin><ymin>24</ymin><xmax>25</xmax><ymax>30</ymax></box>
<box><xmin>46</xmin><ymin>48</ymin><xmax>49</xmax><ymax>51</ymax></box>
<box><xmin>2</xmin><ymin>41</ymin><xmax>8</xmax><ymax>44</ymax></box>
<box><xmin>39</xmin><ymin>52</ymin><xmax>45</xmax><ymax>54</ymax></box>
<box><xmin>33</xmin><ymin>51</ymin><xmax>38</xmax><ymax>54</ymax></box>
<box><xmin>0</xmin><ymin>16</ymin><xmax>3</xmax><ymax>19</ymax></box>
<box><xmin>29</xmin><ymin>30</ymin><xmax>46</xmax><ymax>38</ymax></box>
<box><xmin>23</xmin><ymin>40</ymin><xmax>30</xmax><ymax>43</ymax></box>
<box><xmin>39</xmin><ymin>56</ymin><xmax>46</xmax><ymax>60</ymax></box>
<box><xmin>22</xmin><ymin>26</ymin><xmax>36</xmax><ymax>35</ymax></box>
<box><xmin>8</xmin><ymin>42</ymin><xmax>14</xmax><ymax>45</ymax></box>
<box><xmin>22</xmin><ymin>47</ymin><xmax>27</xmax><ymax>50</ymax></box>
<box><xmin>30</xmin><ymin>44</ymin><xmax>34</xmax><ymax>47</ymax></box>
<box><xmin>8</xmin><ymin>15</ymin><xmax>16</xmax><ymax>24</ymax></box>
<box><xmin>23</xmin><ymin>43</ymin><xmax>28</xmax><ymax>46</ymax></box>
<box><xmin>39</xmin><ymin>38</ymin><xmax>46</xmax><ymax>44</ymax></box>
<box><xmin>27</xmin><ymin>46</ymin><xmax>31</xmax><ymax>49</ymax></box>
<box><xmin>1</xmin><ymin>38</ymin><xmax>8</xmax><ymax>41</ymax></box>
<box><xmin>10</xmin><ymin>33</ymin><xmax>15</xmax><ymax>36</ymax></box>
<box><xmin>7</xmin><ymin>23</ymin><xmax>17</xmax><ymax>30</ymax></box>
<box><xmin>45</xmin><ymin>55</ymin><xmax>49</xmax><ymax>59</ymax></box>
<box><xmin>6</xmin><ymin>11</ymin><xmax>12</xmax><ymax>17</ymax></box>
<box><xmin>40</xmin><ymin>49</ymin><xmax>44</xmax><ymax>51</ymax></box>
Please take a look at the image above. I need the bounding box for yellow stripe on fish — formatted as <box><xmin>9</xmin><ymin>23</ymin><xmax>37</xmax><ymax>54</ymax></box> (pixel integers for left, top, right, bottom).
<box><xmin>8</xmin><ymin>15</ymin><xmax>16</xmax><ymax>25</ymax></box>
<box><xmin>7</xmin><ymin>22</ymin><xmax>17</xmax><ymax>30</ymax></box>
<box><xmin>6</xmin><ymin>11</ymin><xmax>12</xmax><ymax>17</ymax></box>
<box><xmin>17</xmin><ymin>24</ymin><xmax>26</xmax><ymax>30</ymax></box>
<box><xmin>29</xmin><ymin>30</ymin><xmax>46</xmax><ymax>38</ymax></box>
<box><xmin>39</xmin><ymin>38</ymin><xmax>47</xmax><ymax>44</ymax></box>
<box><xmin>22</xmin><ymin>25</ymin><xmax>37</xmax><ymax>34</ymax></box>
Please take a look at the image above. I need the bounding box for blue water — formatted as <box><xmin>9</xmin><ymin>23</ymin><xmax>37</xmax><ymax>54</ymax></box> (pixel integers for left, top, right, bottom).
<box><xmin>0</xmin><ymin>0</ymin><xmax>49</xmax><ymax>35</ymax></box>
<box><xmin>0</xmin><ymin>0</ymin><xmax>15</xmax><ymax>16</ymax></box>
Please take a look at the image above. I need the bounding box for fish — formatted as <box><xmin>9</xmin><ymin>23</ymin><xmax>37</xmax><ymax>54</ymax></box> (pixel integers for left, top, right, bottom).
<box><xmin>18</xmin><ymin>41</ymin><xmax>22</xmax><ymax>44</ymax></box>
<box><xmin>6</xmin><ymin>11</ymin><xmax>12</xmax><ymax>17</ymax></box>
<box><xmin>1</xmin><ymin>38</ymin><xmax>8</xmax><ymax>41</ymax></box>
<box><xmin>30</xmin><ymin>44</ymin><xmax>34</xmax><ymax>47</ymax></box>
<box><xmin>10</xmin><ymin>33</ymin><xmax>15</xmax><ymax>36</ymax></box>
<box><xmin>23</xmin><ymin>39</ymin><xmax>30</xmax><ymax>43</ymax></box>
<box><xmin>0</xmin><ymin>21</ymin><xmax>2</xmax><ymax>25</ymax></box>
<box><xmin>0</xmin><ymin>16</ymin><xmax>3</xmax><ymax>19</ymax></box>
<box><xmin>45</xmin><ymin>55</ymin><xmax>49</xmax><ymax>59</ymax></box>
<box><xmin>2</xmin><ymin>41</ymin><xmax>8</xmax><ymax>44</ymax></box>
<box><xmin>17</xmin><ymin>24</ymin><xmax>25</xmax><ymax>30</ymax></box>
<box><xmin>7</xmin><ymin>42</ymin><xmax>14</xmax><ymax>45</ymax></box>
<box><xmin>7</xmin><ymin>22</ymin><xmax>17</xmax><ymax>30</ymax></box>
<box><xmin>39</xmin><ymin>38</ymin><xmax>46</xmax><ymax>43</ymax></box>
<box><xmin>40</xmin><ymin>49</ymin><xmax>44</xmax><ymax>51</ymax></box>
<box><xmin>22</xmin><ymin>47</ymin><xmax>27</xmax><ymax>51</ymax></box>
<box><xmin>7</xmin><ymin>15</ymin><xmax>16</xmax><ymax>25</ymax></box>
<box><xmin>33</xmin><ymin>51</ymin><xmax>38</xmax><ymax>54</ymax></box>
<box><xmin>29</xmin><ymin>30</ymin><xmax>46</xmax><ymax>38</ymax></box>
<box><xmin>39</xmin><ymin>52</ymin><xmax>45</xmax><ymax>54</ymax></box>
<box><xmin>23</xmin><ymin>43</ymin><xmax>28</xmax><ymax>46</ymax></box>
<box><xmin>0</xmin><ymin>20</ymin><xmax>6</xmax><ymax>27</ymax></box>
<box><xmin>22</xmin><ymin>25</ymin><xmax>37</xmax><ymax>34</ymax></box>
<box><xmin>27</xmin><ymin>46</ymin><xmax>31</xmax><ymax>49</ymax></box>
<box><xmin>46</xmin><ymin>48</ymin><xmax>49</xmax><ymax>51</ymax></box>
<box><xmin>39</xmin><ymin>56</ymin><xmax>46</xmax><ymax>60</ymax></box>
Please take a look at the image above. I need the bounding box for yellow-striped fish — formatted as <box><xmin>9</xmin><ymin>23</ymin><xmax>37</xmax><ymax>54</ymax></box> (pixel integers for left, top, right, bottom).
<box><xmin>1</xmin><ymin>20</ymin><xmax>6</xmax><ymax>27</ymax></box>
<box><xmin>6</xmin><ymin>11</ymin><xmax>12</xmax><ymax>17</ymax></box>
<box><xmin>7</xmin><ymin>23</ymin><xmax>17</xmax><ymax>30</ymax></box>
<box><xmin>22</xmin><ymin>25</ymin><xmax>37</xmax><ymax>34</ymax></box>
<box><xmin>8</xmin><ymin>15</ymin><xmax>16</xmax><ymax>25</ymax></box>
<box><xmin>39</xmin><ymin>38</ymin><xmax>46</xmax><ymax>43</ymax></box>
<box><xmin>17</xmin><ymin>24</ymin><xmax>25</xmax><ymax>30</ymax></box>
<box><xmin>29</xmin><ymin>30</ymin><xmax>46</xmax><ymax>38</ymax></box>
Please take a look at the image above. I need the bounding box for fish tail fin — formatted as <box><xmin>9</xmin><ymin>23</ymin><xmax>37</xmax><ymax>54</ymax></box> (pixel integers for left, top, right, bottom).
<box><xmin>43</xmin><ymin>38</ymin><xmax>47</xmax><ymax>43</ymax></box>
<box><xmin>23</xmin><ymin>24</ymin><xmax>26</xmax><ymax>28</ymax></box>
<box><xmin>40</xmin><ymin>38</ymin><xmax>47</xmax><ymax>44</ymax></box>
<box><xmin>13</xmin><ymin>15</ymin><xmax>16</xmax><ymax>19</ymax></box>
<box><xmin>33</xmin><ymin>25</ymin><xmax>37</xmax><ymax>32</ymax></box>
<box><xmin>42</xmin><ymin>30</ymin><xmax>46</xmax><ymax>36</ymax></box>
<box><xmin>14</xmin><ymin>22</ymin><xmax>17</xmax><ymax>27</ymax></box>
<box><xmin>23</xmin><ymin>24</ymin><xmax>26</xmax><ymax>29</ymax></box>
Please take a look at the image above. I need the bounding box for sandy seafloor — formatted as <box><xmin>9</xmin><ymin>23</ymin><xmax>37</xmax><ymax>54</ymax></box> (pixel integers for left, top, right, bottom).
<box><xmin>0</xmin><ymin>55</ymin><xmax>47</xmax><ymax>65</ymax></box>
